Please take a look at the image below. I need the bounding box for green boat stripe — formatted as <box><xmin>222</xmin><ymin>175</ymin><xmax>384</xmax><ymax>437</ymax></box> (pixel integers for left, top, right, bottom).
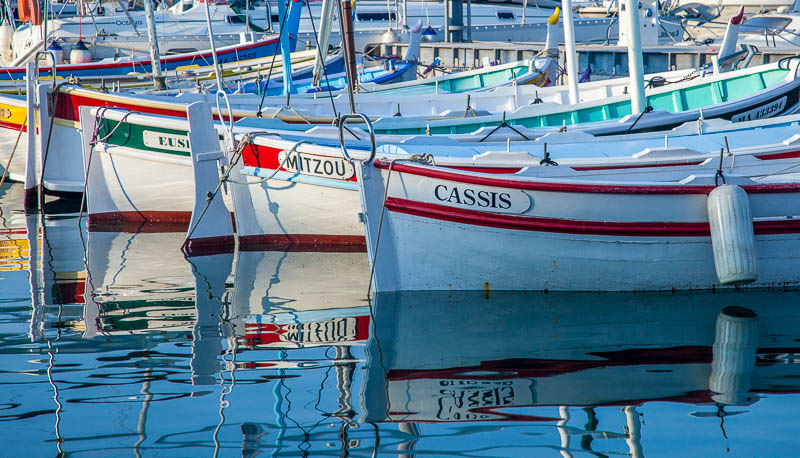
<box><xmin>99</xmin><ymin>119</ymin><xmax>192</xmax><ymax>157</ymax></box>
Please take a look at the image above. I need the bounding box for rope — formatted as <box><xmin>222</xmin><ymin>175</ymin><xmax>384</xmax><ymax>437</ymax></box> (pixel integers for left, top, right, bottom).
<box><xmin>479</xmin><ymin>111</ymin><xmax>531</xmax><ymax>142</ymax></box>
<box><xmin>366</xmin><ymin>153</ymin><xmax>434</xmax><ymax>298</ymax></box>
<box><xmin>78</xmin><ymin>108</ymin><xmax>137</xmax><ymax>219</ymax></box>
<box><xmin>625</xmin><ymin>105</ymin><xmax>654</xmax><ymax>134</ymax></box>
<box><xmin>0</xmin><ymin>115</ymin><xmax>28</xmax><ymax>188</ymax></box>
<box><xmin>181</xmin><ymin>132</ymin><xmax>290</xmax><ymax>251</ymax></box>
<box><xmin>224</xmin><ymin>137</ymin><xmax>304</xmax><ymax>185</ymax></box>
<box><xmin>38</xmin><ymin>82</ymin><xmax>70</xmax><ymax>206</ymax></box>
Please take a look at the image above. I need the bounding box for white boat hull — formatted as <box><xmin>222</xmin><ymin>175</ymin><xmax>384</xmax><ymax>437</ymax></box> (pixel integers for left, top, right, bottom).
<box><xmin>358</xmin><ymin>161</ymin><xmax>800</xmax><ymax>292</ymax></box>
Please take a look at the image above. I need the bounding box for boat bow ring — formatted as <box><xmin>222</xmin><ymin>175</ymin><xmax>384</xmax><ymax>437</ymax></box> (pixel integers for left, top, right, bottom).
<box><xmin>707</xmin><ymin>184</ymin><xmax>758</xmax><ymax>286</ymax></box>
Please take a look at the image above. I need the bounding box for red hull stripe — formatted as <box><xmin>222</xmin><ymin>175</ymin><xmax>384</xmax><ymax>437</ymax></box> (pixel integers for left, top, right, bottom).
<box><xmin>6</xmin><ymin>37</ymin><xmax>279</xmax><ymax>75</ymax></box>
<box><xmin>375</xmin><ymin>161</ymin><xmax>800</xmax><ymax>194</ymax></box>
<box><xmin>446</xmin><ymin>166</ymin><xmax>523</xmax><ymax>174</ymax></box>
<box><xmin>56</xmin><ymin>92</ymin><xmax>190</xmax><ymax>124</ymax></box>
<box><xmin>0</xmin><ymin>228</ymin><xmax>28</xmax><ymax>235</ymax></box>
<box><xmin>238</xmin><ymin>233</ymin><xmax>366</xmax><ymax>252</ymax></box>
<box><xmin>755</xmin><ymin>150</ymin><xmax>800</xmax><ymax>160</ymax></box>
<box><xmin>385</xmin><ymin>197</ymin><xmax>800</xmax><ymax>237</ymax></box>
<box><xmin>571</xmin><ymin>160</ymin><xmax>706</xmax><ymax>171</ymax></box>
<box><xmin>242</xmin><ymin>144</ymin><xmax>361</xmax><ymax>182</ymax></box>
<box><xmin>0</xmin><ymin>119</ymin><xmax>26</xmax><ymax>132</ymax></box>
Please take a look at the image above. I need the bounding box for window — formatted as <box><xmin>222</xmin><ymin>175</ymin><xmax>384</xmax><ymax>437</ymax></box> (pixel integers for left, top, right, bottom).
<box><xmin>496</xmin><ymin>11</ymin><xmax>515</xmax><ymax>20</ymax></box>
<box><xmin>356</xmin><ymin>12</ymin><xmax>396</xmax><ymax>22</ymax></box>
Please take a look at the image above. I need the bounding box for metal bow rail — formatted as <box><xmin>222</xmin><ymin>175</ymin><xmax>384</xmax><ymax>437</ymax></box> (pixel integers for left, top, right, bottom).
<box><xmin>337</xmin><ymin>113</ymin><xmax>376</xmax><ymax>164</ymax></box>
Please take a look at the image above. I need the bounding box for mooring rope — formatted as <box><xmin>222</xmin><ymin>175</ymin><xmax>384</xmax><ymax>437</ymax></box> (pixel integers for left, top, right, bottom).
<box><xmin>366</xmin><ymin>153</ymin><xmax>434</xmax><ymax>298</ymax></box>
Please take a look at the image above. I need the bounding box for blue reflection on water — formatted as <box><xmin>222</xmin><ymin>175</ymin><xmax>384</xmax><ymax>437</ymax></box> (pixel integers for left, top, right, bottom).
<box><xmin>1</xmin><ymin>183</ymin><xmax>800</xmax><ymax>456</ymax></box>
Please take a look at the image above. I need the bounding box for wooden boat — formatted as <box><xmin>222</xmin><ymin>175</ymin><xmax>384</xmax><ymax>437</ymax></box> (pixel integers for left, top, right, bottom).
<box><xmin>0</xmin><ymin>36</ymin><xmax>283</xmax><ymax>82</ymax></box>
<box><xmin>8</xmin><ymin>0</ymin><xmax>619</xmax><ymax>62</ymax></box>
<box><xmin>0</xmin><ymin>57</ymin><xmax>556</xmax><ymax>197</ymax></box>
<box><xmin>357</xmin><ymin>157</ymin><xmax>800</xmax><ymax>292</ymax></box>
<box><xmin>367</xmin><ymin>59</ymin><xmax>800</xmax><ymax>136</ymax></box>
<box><xmin>79</xmin><ymin>103</ymin><xmax>800</xmax><ymax>250</ymax></box>
<box><xmin>3</xmin><ymin>55</ymin><xmax>782</xmax><ymax>199</ymax></box>
<box><xmin>224</xmin><ymin>108</ymin><xmax>800</xmax><ymax>251</ymax></box>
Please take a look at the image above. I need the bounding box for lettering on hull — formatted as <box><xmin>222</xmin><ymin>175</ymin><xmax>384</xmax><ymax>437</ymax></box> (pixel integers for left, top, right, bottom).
<box><xmin>143</xmin><ymin>131</ymin><xmax>191</xmax><ymax>152</ymax></box>
<box><xmin>277</xmin><ymin>150</ymin><xmax>355</xmax><ymax>180</ymax></box>
<box><xmin>732</xmin><ymin>96</ymin><xmax>787</xmax><ymax>122</ymax></box>
<box><xmin>417</xmin><ymin>179</ymin><xmax>531</xmax><ymax>214</ymax></box>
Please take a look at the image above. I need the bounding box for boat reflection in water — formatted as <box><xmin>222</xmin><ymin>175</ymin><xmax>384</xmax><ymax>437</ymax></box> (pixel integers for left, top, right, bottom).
<box><xmin>363</xmin><ymin>290</ymin><xmax>800</xmax><ymax>454</ymax></box>
<box><xmin>9</xmin><ymin>200</ymin><xmax>800</xmax><ymax>455</ymax></box>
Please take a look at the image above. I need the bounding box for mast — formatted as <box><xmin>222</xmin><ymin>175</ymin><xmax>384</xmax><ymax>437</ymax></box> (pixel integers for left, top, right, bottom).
<box><xmin>623</xmin><ymin>0</ymin><xmax>645</xmax><ymax>114</ymax></box>
<box><xmin>143</xmin><ymin>0</ymin><xmax>165</xmax><ymax>90</ymax></box>
<box><xmin>202</xmin><ymin>0</ymin><xmax>225</xmax><ymax>91</ymax></box>
<box><xmin>338</xmin><ymin>0</ymin><xmax>357</xmax><ymax>112</ymax></box>
<box><xmin>561</xmin><ymin>0</ymin><xmax>579</xmax><ymax>104</ymax></box>
<box><xmin>312</xmin><ymin>0</ymin><xmax>336</xmax><ymax>87</ymax></box>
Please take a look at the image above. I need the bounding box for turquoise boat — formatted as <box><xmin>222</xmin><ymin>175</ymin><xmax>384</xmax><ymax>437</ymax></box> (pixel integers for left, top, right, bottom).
<box><xmin>366</xmin><ymin>60</ymin><xmax>800</xmax><ymax>136</ymax></box>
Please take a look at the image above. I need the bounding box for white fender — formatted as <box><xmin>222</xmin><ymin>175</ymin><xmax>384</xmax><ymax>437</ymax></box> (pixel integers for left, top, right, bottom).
<box><xmin>0</xmin><ymin>19</ymin><xmax>13</xmax><ymax>63</ymax></box>
<box><xmin>69</xmin><ymin>40</ymin><xmax>92</xmax><ymax>64</ymax></box>
<box><xmin>46</xmin><ymin>41</ymin><xmax>64</xmax><ymax>65</ymax></box>
<box><xmin>707</xmin><ymin>184</ymin><xmax>758</xmax><ymax>285</ymax></box>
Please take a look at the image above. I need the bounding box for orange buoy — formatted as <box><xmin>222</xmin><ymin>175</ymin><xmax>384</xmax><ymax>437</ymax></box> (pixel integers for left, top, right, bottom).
<box><xmin>18</xmin><ymin>0</ymin><xmax>42</xmax><ymax>25</ymax></box>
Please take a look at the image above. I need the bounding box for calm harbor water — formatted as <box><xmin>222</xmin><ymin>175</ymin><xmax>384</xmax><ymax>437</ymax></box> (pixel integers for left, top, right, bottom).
<box><xmin>2</xmin><ymin>181</ymin><xmax>800</xmax><ymax>456</ymax></box>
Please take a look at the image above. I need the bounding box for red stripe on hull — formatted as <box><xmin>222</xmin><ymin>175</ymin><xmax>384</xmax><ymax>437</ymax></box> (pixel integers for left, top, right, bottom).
<box><xmin>56</xmin><ymin>92</ymin><xmax>189</xmax><ymax>123</ymax></box>
<box><xmin>7</xmin><ymin>37</ymin><xmax>280</xmax><ymax>76</ymax></box>
<box><xmin>242</xmin><ymin>143</ymin><xmax>360</xmax><ymax>182</ymax></box>
<box><xmin>446</xmin><ymin>166</ymin><xmax>523</xmax><ymax>174</ymax></box>
<box><xmin>376</xmin><ymin>161</ymin><xmax>800</xmax><ymax>194</ymax></box>
<box><xmin>756</xmin><ymin>150</ymin><xmax>800</xmax><ymax>160</ymax></box>
<box><xmin>571</xmin><ymin>160</ymin><xmax>705</xmax><ymax>171</ymax></box>
<box><xmin>0</xmin><ymin>119</ymin><xmax>26</xmax><ymax>132</ymax></box>
<box><xmin>56</xmin><ymin>91</ymin><xmax>246</xmax><ymax>123</ymax></box>
<box><xmin>385</xmin><ymin>197</ymin><xmax>800</xmax><ymax>237</ymax></box>
<box><xmin>238</xmin><ymin>233</ymin><xmax>366</xmax><ymax>252</ymax></box>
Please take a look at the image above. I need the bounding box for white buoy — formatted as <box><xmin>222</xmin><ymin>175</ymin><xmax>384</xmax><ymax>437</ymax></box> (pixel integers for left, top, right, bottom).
<box><xmin>707</xmin><ymin>184</ymin><xmax>758</xmax><ymax>285</ymax></box>
<box><xmin>709</xmin><ymin>306</ymin><xmax>758</xmax><ymax>405</ymax></box>
<box><xmin>69</xmin><ymin>40</ymin><xmax>92</xmax><ymax>64</ymax></box>
<box><xmin>0</xmin><ymin>19</ymin><xmax>13</xmax><ymax>64</ymax></box>
<box><xmin>382</xmin><ymin>28</ymin><xmax>400</xmax><ymax>44</ymax></box>
<box><xmin>46</xmin><ymin>41</ymin><xmax>64</xmax><ymax>65</ymax></box>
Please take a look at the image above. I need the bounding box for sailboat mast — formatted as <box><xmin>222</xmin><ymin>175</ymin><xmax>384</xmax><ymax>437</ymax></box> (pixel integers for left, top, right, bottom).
<box><xmin>562</xmin><ymin>0</ymin><xmax>579</xmax><ymax>104</ymax></box>
<box><xmin>143</xmin><ymin>0</ymin><xmax>166</xmax><ymax>90</ymax></box>
<box><xmin>202</xmin><ymin>0</ymin><xmax>225</xmax><ymax>91</ymax></box>
<box><xmin>338</xmin><ymin>0</ymin><xmax>357</xmax><ymax>112</ymax></box>
<box><xmin>623</xmin><ymin>0</ymin><xmax>645</xmax><ymax>114</ymax></box>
